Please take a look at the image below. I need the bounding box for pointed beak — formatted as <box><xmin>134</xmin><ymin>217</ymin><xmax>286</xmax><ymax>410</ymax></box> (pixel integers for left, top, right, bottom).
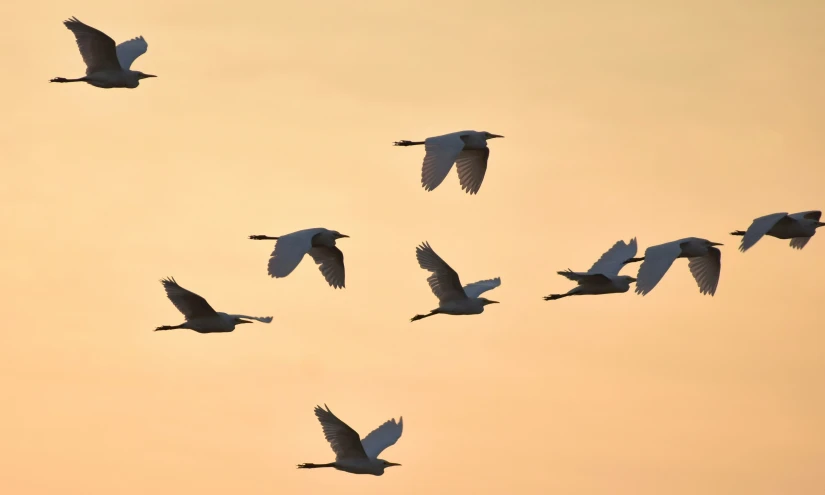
<box><xmin>489</xmin><ymin>134</ymin><xmax>504</xmax><ymax>139</ymax></box>
<box><xmin>709</xmin><ymin>242</ymin><xmax>724</xmax><ymax>247</ymax></box>
<box><xmin>816</xmin><ymin>222</ymin><xmax>825</xmax><ymax>227</ymax></box>
<box><xmin>144</xmin><ymin>74</ymin><xmax>157</xmax><ymax>78</ymax></box>
<box><xmin>337</xmin><ymin>234</ymin><xmax>349</xmax><ymax>239</ymax></box>
<box><xmin>236</xmin><ymin>319</ymin><xmax>252</xmax><ymax>324</ymax></box>
<box><xmin>386</xmin><ymin>462</ymin><xmax>401</xmax><ymax>467</ymax></box>
<box><xmin>488</xmin><ymin>300</ymin><xmax>500</xmax><ymax>304</ymax></box>
<box><xmin>628</xmin><ymin>277</ymin><xmax>637</xmax><ymax>282</ymax></box>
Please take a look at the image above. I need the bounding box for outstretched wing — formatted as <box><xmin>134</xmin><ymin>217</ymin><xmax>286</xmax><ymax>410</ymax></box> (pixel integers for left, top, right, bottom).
<box><xmin>312</xmin><ymin>405</ymin><xmax>368</xmax><ymax>461</ymax></box>
<box><xmin>634</xmin><ymin>240</ymin><xmax>683</xmax><ymax>296</ymax></box>
<box><xmin>62</xmin><ymin>17</ymin><xmax>121</xmax><ymax>74</ymax></box>
<box><xmin>739</xmin><ymin>212</ymin><xmax>788</xmax><ymax>252</ymax></box>
<box><xmin>454</xmin><ymin>148</ymin><xmax>489</xmax><ymax>195</ymax></box>
<box><xmin>462</xmin><ymin>277</ymin><xmax>501</xmax><ymax>299</ymax></box>
<box><xmin>307</xmin><ymin>245</ymin><xmax>346</xmax><ymax>288</ymax></box>
<box><xmin>688</xmin><ymin>247</ymin><xmax>721</xmax><ymax>296</ymax></box>
<box><xmin>558</xmin><ymin>270</ymin><xmax>612</xmax><ymax>285</ymax></box>
<box><xmin>587</xmin><ymin>238</ymin><xmax>638</xmax><ymax>276</ymax></box>
<box><xmin>421</xmin><ymin>133</ymin><xmax>465</xmax><ymax>192</ymax></box>
<box><xmin>361</xmin><ymin>417</ymin><xmax>404</xmax><ymax>460</ymax></box>
<box><xmin>266</xmin><ymin>228</ymin><xmax>324</xmax><ymax>279</ymax></box>
<box><xmin>230</xmin><ymin>315</ymin><xmax>273</xmax><ymax>323</ymax></box>
<box><xmin>160</xmin><ymin>277</ymin><xmax>217</xmax><ymax>320</ymax></box>
<box><xmin>415</xmin><ymin>242</ymin><xmax>466</xmax><ymax>303</ymax></box>
<box><xmin>792</xmin><ymin>210</ymin><xmax>822</xmax><ymax>221</ymax></box>
<box><xmin>116</xmin><ymin>36</ymin><xmax>148</xmax><ymax>69</ymax></box>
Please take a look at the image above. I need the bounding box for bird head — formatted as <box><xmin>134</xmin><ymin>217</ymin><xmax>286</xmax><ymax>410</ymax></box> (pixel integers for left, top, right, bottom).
<box><xmin>483</xmin><ymin>132</ymin><xmax>504</xmax><ymax>140</ymax></box>
<box><xmin>331</xmin><ymin>231</ymin><xmax>349</xmax><ymax>239</ymax></box>
<box><xmin>480</xmin><ymin>298</ymin><xmax>500</xmax><ymax>306</ymax></box>
<box><xmin>380</xmin><ymin>459</ymin><xmax>401</xmax><ymax>468</ymax></box>
<box><xmin>136</xmin><ymin>72</ymin><xmax>157</xmax><ymax>80</ymax></box>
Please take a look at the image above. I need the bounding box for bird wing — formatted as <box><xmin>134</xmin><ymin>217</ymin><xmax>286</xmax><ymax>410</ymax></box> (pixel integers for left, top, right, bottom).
<box><xmin>791</xmin><ymin>210</ymin><xmax>822</xmax><ymax>221</ymax></box>
<box><xmin>307</xmin><ymin>245</ymin><xmax>346</xmax><ymax>288</ymax></box>
<box><xmin>688</xmin><ymin>247</ymin><xmax>721</xmax><ymax>296</ymax></box>
<box><xmin>420</xmin><ymin>134</ymin><xmax>465</xmax><ymax>192</ymax></box>
<box><xmin>789</xmin><ymin>237</ymin><xmax>811</xmax><ymax>250</ymax></box>
<box><xmin>160</xmin><ymin>277</ymin><xmax>217</xmax><ymax>320</ymax></box>
<box><xmin>230</xmin><ymin>315</ymin><xmax>273</xmax><ymax>323</ymax></box>
<box><xmin>739</xmin><ymin>212</ymin><xmax>789</xmax><ymax>252</ymax></box>
<box><xmin>62</xmin><ymin>17</ymin><xmax>122</xmax><ymax>75</ymax></box>
<box><xmin>454</xmin><ymin>148</ymin><xmax>489</xmax><ymax>195</ymax></box>
<box><xmin>557</xmin><ymin>270</ymin><xmax>612</xmax><ymax>284</ymax></box>
<box><xmin>415</xmin><ymin>242</ymin><xmax>467</xmax><ymax>303</ymax></box>
<box><xmin>634</xmin><ymin>241</ymin><xmax>683</xmax><ymax>296</ymax></box>
<box><xmin>361</xmin><ymin>417</ymin><xmax>403</xmax><ymax>460</ymax></box>
<box><xmin>116</xmin><ymin>36</ymin><xmax>148</xmax><ymax>70</ymax></box>
<box><xmin>266</xmin><ymin>228</ymin><xmax>324</xmax><ymax>278</ymax></box>
<box><xmin>462</xmin><ymin>277</ymin><xmax>501</xmax><ymax>299</ymax></box>
<box><xmin>313</xmin><ymin>405</ymin><xmax>369</xmax><ymax>461</ymax></box>
<box><xmin>587</xmin><ymin>238</ymin><xmax>638</xmax><ymax>276</ymax></box>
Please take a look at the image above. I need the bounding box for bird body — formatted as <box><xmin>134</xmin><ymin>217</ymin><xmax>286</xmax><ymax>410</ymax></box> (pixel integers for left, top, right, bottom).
<box><xmin>544</xmin><ymin>238</ymin><xmax>638</xmax><ymax>301</ymax></box>
<box><xmin>731</xmin><ymin>211</ymin><xmax>823</xmax><ymax>252</ymax></box>
<box><xmin>394</xmin><ymin>130</ymin><xmax>503</xmax><ymax>194</ymax></box>
<box><xmin>51</xmin><ymin>17</ymin><xmax>156</xmax><ymax>88</ymax></box>
<box><xmin>154</xmin><ymin>277</ymin><xmax>272</xmax><ymax>333</ymax></box>
<box><xmin>629</xmin><ymin>237</ymin><xmax>723</xmax><ymax>296</ymax></box>
<box><xmin>249</xmin><ymin>228</ymin><xmax>348</xmax><ymax>288</ymax></box>
<box><xmin>411</xmin><ymin>242</ymin><xmax>500</xmax><ymax>321</ymax></box>
<box><xmin>298</xmin><ymin>404</ymin><xmax>403</xmax><ymax>476</ymax></box>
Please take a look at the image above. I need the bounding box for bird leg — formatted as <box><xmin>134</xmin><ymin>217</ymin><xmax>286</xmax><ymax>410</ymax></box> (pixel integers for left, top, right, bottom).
<box><xmin>623</xmin><ymin>257</ymin><xmax>645</xmax><ymax>264</ymax></box>
<box><xmin>393</xmin><ymin>140</ymin><xmax>425</xmax><ymax>146</ymax></box>
<box><xmin>297</xmin><ymin>462</ymin><xmax>335</xmax><ymax>469</ymax></box>
<box><xmin>50</xmin><ymin>77</ymin><xmax>86</xmax><ymax>83</ymax></box>
<box><xmin>410</xmin><ymin>309</ymin><xmax>440</xmax><ymax>322</ymax></box>
<box><xmin>729</xmin><ymin>230</ymin><xmax>746</xmax><ymax>236</ymax></box>
<box><xmin>249</xmin><ymin>235</ymin><xmax>279</xmax><ymax>240</ymax></box>
<box><xmin>154</xmin><ymin>324</ymin><xmax>184</xmax><ymax>331</ymax></box>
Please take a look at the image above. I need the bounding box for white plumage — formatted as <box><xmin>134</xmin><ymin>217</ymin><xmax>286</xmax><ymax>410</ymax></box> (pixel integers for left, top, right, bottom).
<box><xmin>411</xmin><ymin>241</ymin><xmax>500</xmax><ymax>322</ymax></box>
<box><xmin>297</xmin><ymin>404</ymin><xmax>403</xmax><ymax>476</ymax></box>
<box><xmin>731</xmin><ymin>210</ymin><xmax>824</xmax><ymax>252</ymax></box>
<box><xmin>50</xmin><ymin>17</ymin><xmax>156</xmax><ymax>88</ymax></box>
<box><xmin>544</xmin><ymin>238</ymin><xmax>639</xmax><ymax>301</ymax></box>
<box><xmin>155</xmin><ymin>277</ymin><xmax>272</xmax><ymax>333</ymax></box>
<box><xmin>394</xmin><ymin>130</ymin><xmax>504</xmax><ymax>194</ymax></box>
<box><xmin>249</xmin><ymin>228</ymin><xmax>349</xmax><ymax>288</ymax></box>
<box><xmin>629</xmin><ymin>237</ymin><xmax>723</xmax><ymax>296</ymax></box>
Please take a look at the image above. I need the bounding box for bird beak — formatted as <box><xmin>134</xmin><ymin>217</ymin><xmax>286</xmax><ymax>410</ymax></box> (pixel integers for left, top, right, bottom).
<box><xmin>816</xmin><ymin>222</ymin><xmax>825</xmax><ymax>227</ymax></box>
<box><xmin>628</xmin><ymin>277</ymin><xmax>637</xmax><ymax>282</ymax></box>
<box><xmin>337</xmin><ymin>234</ymin><xmax>349</xmax><ymax>239</ymax></box>
<box><xmin>143</xmin><ymin>74</ymin><xmax>157</xmax><ymax>78</ymax></box>
<box><xmin>386</xmin><ymin>462</ymin><xmax>401</xmax><ymax>467</ymax></box>
<box><xmin>489</xmin><ymin>134</ymin><xmax>504</xmax><ymax>139</ymax></box>
<box><xmin>709</xmin><ymin>242</ymin><xmax>724</xmax><ymax>247</ymax></box>
<box><xmin>237</xmin><ymin>319</ymin><xmax>252</xmax><ymax>324</ymax></box>
<box><xmin>488</xmin><ymin>300</ymin><xmax>500</xmax><ymax>304</ymax></box>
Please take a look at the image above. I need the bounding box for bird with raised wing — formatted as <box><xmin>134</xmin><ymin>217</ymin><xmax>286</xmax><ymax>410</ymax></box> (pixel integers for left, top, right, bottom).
<box><xmin>410</xmin><ymin>241</ymin><xmax>500</xmax><ymax>321</ymax></box>
<box><xmin>625</xmin><ymin>237</ymin><xmax>723</xmax><ymax>296</ymax></box>
<box><xmin>50</xmin><ymin>17</ymin><xmax>156</xmax><ymax>88</ymax></box>
<box><xmin>394</xmin><ymin>130</ymin><xmax>503</xmax><ymax>194</ymax></box>
<box><xmin>730</xmin><ymin>210</ymin><xmax>824</xmax><ymax>252</ymax></box>
<box><xmin>297</xmin><ymin>404</ymin><xmax>403</xmax><ymax>476</ymax></box>
<box><xmin>544</xmin><ymin>238</ymin><xmax>638</xmax><ymax>301</ymax></box>
<box><xmin>154</xmin><ymin>277</ymin><xmax>272</xmax><ymax>333</ymax></box>
<box><xmin>249</xmin><ymin>228</ymin><xmax>348</xmax><ymax>288</ymax></box>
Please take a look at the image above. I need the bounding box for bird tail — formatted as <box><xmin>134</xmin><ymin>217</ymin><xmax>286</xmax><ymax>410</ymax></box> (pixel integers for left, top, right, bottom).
<box><xmin>297</xmin><ymin>462</ymin><xmax>335</xmax><ymax>469</ymax></box>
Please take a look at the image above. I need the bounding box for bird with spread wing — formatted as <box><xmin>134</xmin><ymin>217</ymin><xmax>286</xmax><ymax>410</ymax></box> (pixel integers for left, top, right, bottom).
<box><xmin>731</xmin><ymin>210</ymin><xmax>824</xmax><ymax>252</ymax></box>
<box><xmin>249</xmin><ymin>228</ymin><xmax>348</xmax><ymax>288</ymax></box>
<box><xmin>625</xmin><ymin>237</ymin><xmax>724</xmax><ymax>296</ymax></box>
<box><xmin>544</xmin><ymin>238</ymin><xmax>639</xmax><ymax>301</ymax></box>
<box><xmin>298</xmin><ymin>404</ymin><xmax>403</xmax><ymax>476</ymax></box>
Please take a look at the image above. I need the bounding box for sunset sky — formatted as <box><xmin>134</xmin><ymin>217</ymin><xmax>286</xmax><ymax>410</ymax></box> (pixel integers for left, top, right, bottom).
<box><xmin>2</xmin><ymin>1</ymin><xmax>824</xmax><ymax>493</ymax></box>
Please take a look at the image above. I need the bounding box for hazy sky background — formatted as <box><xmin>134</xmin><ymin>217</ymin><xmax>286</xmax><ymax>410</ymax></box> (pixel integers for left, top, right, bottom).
<box><xmin>2</xmin><ymin>1</ymin><xmax>824</xmax><ymax>493</ymax></box>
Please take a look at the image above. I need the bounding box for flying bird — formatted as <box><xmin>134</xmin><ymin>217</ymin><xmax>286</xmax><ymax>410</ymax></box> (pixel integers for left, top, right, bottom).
<box><xmin>730</xmin><ymin>210</ymin><xmax>824</xmax><ymax>252</ymax></box>
<box><xmin>544</xmin><ymin>238</ymin><xmax>638</xmax><ymax>301</ymax></box>
<box><xmin>249</xmin><ymin>228</ymin><xmax>349</xmax><ymax>288</ymax></box>
<box><xmin>411</xmin><ymin>241</ymin><xmax>500</xmax><ymax>321</ymax></box>
<box><xmin>154</xmin><ymin>277</ymin><xmax>272</xmax><ymax>333</ymax></box>
<box><xmin>394</xmin><ymin>130</ymin><xmax>504</xmax><ymax>194</ymax></box>
<box><xmin>50</xmin><ymin>17</ymin><xmax>156</xmax><ymax>88</ymax></box>
<box><xmin>297</xmin><ymin>404</ymin><xmax>403</xmax><ymax>476</ymax></box>
<box><xmin>626</xmin><ymin>238</ymin><xmax>723</xmax><ymax>296</ymax></box>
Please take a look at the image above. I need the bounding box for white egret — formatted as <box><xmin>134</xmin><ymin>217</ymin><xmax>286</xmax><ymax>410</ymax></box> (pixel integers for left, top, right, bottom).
<box><xmin>625</xmin><ymin>238</ymin><xmax>723</xmax><ymax>296</ymax></box>
<box><xmin>249</xmin><ymin>228</ymin><xmax>348</xmax><ymax>288</ymax></box>
<box><xmin>297</xmin><ymin>404</ymin><xmax>403</xmax><ymax>476</ymax></box>
<box><xmin>394</xmin><ymin>130</ymin><xmax>504</xmax><ymax>194</ymax></box>
<box><xmin>411</xmin><ymin>241</ymin><xmax>500</xmax><ymax>322</ymax></box>
<box><xmin>154</xmin><ymin>277</ymin><xmax>272</xmax><ymax>333</ymax></box>
<box><xmin>544</xmin><ymin>238</ymin><xmax>638</xmax><ymax>301</ymax></box>
<box><xmin>731</xmin><ymin>210</ymin><xmax>824</xmax><ymax>252</ymax></box>
<box><xmin>50</xmin><ymin>17</ymin><xmax>156</xmax><ymax>88</ymax></box>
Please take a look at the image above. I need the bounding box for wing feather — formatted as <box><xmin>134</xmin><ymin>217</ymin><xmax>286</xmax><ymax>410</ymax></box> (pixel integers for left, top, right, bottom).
<box><xmin>415</xmin><ymin>242</ymin><xmax>466</xmax><ymax>303</ymax></box>
<box><xmin>62</xmin><ymin>17</ymin><xmax>121</xmax><ymax>74</ymax></box>
<box><xmin>687</xmin><ymin>247</ymin><xmax>721</xmax><ymax>296</ymax></box>
<box><xmin>587</xmin><ymin>238</ymin><xmax>638</xmax><ymax>276</ymax></box>
<box><xmin>313</xmin><ymin>405</ymin><xmax>368</xmax><ymax>461</ymax></box>
<box><xmin>790</xmin><ymin>237</ymin><xmax>811</xmax><ymax>250</ymax></box>
<box><xmin>116</xmin><ymin>36</ymin><xmax>148</xmax><ymax>69</ymax></box>
<box><xmin>421</xmin><ymin>134</ymin><xmax>464</xmax><ymax>192</ymax></box>
<box><xmin>266</xmin><ymin>228</ymin><xmax>324</xmax><ymax>278</ymax></box>
<box><xmin>308</xmin><ymin>245</ymin><xmax>346</xmax><ymax>288</ymax></box>
<box><xmin>739</xmin><ymin>213</ymin><xmax>788</xmax><ymax>252</ymax></box>
<box><xmin>361</xmin><ymin>417</ymin><xmax>404</xmax><ymax>460</ymax></box>
<box><xmin>462</xmin><ymin>277</ymin><xmax>501</xmax><ymax>299</ymax></box>
<box><xmin>634</xmin><ymin>241</ymin><xmax>683</xmax><ymax>296</ymax></box>
<box><xmin>160</xmin><ymin>277</ymin><xmax>217</xmax><ymax>320</ymax></box>
<box><xmin>454</xmin><ymin>148</ymin><xmax>489</xmax><ymax>195</ymax></box>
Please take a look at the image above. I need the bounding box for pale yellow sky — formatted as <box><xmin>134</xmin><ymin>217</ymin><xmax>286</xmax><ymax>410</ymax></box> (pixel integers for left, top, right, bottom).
<box><xmin>1</xmin><ymin>1</ymin><xmax>824</xmax><ymax>493</ymax></box>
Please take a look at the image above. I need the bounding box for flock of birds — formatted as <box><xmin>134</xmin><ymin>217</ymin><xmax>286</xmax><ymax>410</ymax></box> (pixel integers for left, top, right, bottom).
<box><xmin>50</xmin><ymin>16</ymin><xmax>823</xmax><ymax>477</ymax></box>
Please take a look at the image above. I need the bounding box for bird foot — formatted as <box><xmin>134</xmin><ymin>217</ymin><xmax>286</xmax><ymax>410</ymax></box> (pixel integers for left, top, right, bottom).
<box><xmin>393</xmin><ymin>140</ymin><xmax>414</xmax><ymax>146</ymax></box>
<box><xmin>543</xmin><ymin>295</ymin><xmax>563</xmax><ymax>301</ymax></box>
<box><xmin>50</xmin><ymin>77</ymin><xmax>68</xmax><ymax>83</ymax></box>
<box><xmin>249</xmin><ymin>235</ymin><xmax>276</xmax><ymax>240</ymax></box>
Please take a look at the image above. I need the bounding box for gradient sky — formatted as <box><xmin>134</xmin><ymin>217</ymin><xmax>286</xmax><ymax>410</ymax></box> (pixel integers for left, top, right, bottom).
<box><xmin>2</xmin><ymin>1</ymin><xmax>824</xmax><ymax>494</ymax></box>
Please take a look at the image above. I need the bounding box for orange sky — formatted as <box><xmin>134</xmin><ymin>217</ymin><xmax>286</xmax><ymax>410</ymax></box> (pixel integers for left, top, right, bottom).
<box><xmin>1</xmin><ymin>1</ymin><xmax>824</xmax><ymax>494</ymax></box>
